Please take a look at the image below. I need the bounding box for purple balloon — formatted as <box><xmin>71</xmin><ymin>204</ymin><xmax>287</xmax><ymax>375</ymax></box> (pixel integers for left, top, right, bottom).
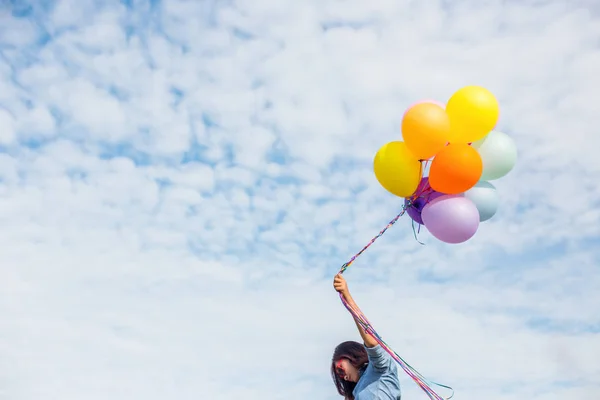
<box><xmin>404</xmin><ymin>177</ymin><xmax>443</xmax><ymax>225</ymax></box>
<box><xmin>421</xmin><ymin>195</ymin><xmax>480</xmax><ymax>244</ymax></box>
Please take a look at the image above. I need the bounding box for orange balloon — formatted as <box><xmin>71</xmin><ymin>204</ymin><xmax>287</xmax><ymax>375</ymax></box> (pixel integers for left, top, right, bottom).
<box><xmin>401</xmin><ymin>103</ymin><xmax>451</xmax><ymax>160</ymax></box>
<box><xmin>429</xmin><ymin>143</ymin><xmax>483</xmax><ymax>194</ymax></box>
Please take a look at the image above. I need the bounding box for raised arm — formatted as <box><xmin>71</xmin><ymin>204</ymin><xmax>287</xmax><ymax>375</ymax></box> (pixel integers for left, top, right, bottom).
<box><xmin>333</xmin><ymin>273</ymin><xmax>379</xmax><ymax>348</ymax></box>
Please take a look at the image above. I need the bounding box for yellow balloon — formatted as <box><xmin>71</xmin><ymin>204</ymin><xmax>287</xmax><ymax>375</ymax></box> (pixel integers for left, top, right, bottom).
<box><xmin>373</xmin><ymin>141</ymin><xmax>422</xmax><ymax>198</ymax></box>
<box><xmin>446</xmin><ymin>86</ymin><xmax>499</xmax><ymax>143</ymax></box>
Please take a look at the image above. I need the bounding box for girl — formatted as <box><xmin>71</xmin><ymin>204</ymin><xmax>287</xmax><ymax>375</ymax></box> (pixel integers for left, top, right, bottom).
<box><xmin>331</xmin><ymin>273</ymin><xmax>401</xmax><ymax>400</ymax></box>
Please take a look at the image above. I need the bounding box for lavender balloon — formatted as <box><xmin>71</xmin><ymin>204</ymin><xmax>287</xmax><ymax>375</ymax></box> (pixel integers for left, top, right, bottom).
<box><xmin>404</xmin><ymin>177</ymin><xmax>443</xmax><ymax>225</ymax></box>
<box><xmin>421</xmin><ymin>195</ymin><xmax>480</xmax><ymax>244</ymax></box>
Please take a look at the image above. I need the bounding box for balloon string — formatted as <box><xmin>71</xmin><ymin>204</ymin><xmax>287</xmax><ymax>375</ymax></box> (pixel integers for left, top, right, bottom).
<box><xmin>339</xmin><ymin>293</ymin><xmax>454</xmax><ymax>400</ymax></box>
<box><xmin>409</xmin><ymin>160</ymin><xmax>433</xmax><ymax>245</ymax></box>
<box><xmin>337</xmin><ymin>204</ymin><xmax>454</xmax><ymax>400</ymax></box>
<box><xmin>412</xmin><ymin>219</ymin><xmax>425</xmax><ymax>245</ymax></box>
<box><xmin>339</xmin><ymin>208</ymin><xmax>407</xmax><ymax>274</ymax></box>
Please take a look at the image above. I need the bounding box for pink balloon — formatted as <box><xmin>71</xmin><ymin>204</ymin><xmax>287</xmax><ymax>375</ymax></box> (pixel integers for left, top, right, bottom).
<box><xmin>421</xmin><ymin>195</ymin><xmax>480</xmax><ymax>244</ymax></box>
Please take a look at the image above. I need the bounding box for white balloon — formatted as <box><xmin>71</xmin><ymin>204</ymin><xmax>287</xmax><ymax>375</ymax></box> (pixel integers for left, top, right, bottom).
<box><xmin>463</xmin><ymin>181</ymin><xmax>499</xmax><ymax>222</ymax></box>
<box><xmin>472</xmin><ymin>130</ymin><xmax>517</xmax><ymax>181</ymax></box>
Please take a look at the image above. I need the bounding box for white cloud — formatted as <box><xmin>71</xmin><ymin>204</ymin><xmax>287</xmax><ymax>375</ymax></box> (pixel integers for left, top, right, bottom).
<box><xmin>0</xmin><ymin>108</ymin><xmax>16</xmax><ymax>144</ymax></box>
<box><xmin>18</xmin><ymin>104</ymin><xmax>56</xmax><ymax>139</ymax></box>
<box><xmin>1</xmin><ymin>0</ymin><xmax>599</xmax><ymax>399</ymax></box>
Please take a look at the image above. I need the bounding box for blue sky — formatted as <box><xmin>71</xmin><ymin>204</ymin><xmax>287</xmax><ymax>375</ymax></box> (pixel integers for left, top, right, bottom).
<box><xmin>1</xmin><ymin>0</ymin><xmax>599</xmax><ymax>399</ymax></box>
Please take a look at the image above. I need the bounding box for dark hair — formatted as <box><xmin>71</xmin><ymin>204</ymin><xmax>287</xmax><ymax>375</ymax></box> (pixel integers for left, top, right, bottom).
<box><xmin>331</xmin><ymin>341</ymin><xmax>369</xmax><ymax>399</ymax></box>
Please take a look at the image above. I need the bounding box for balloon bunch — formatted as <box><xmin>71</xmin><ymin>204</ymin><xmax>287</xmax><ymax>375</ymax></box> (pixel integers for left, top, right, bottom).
<box><xmin>373</xmin><ymin>86</ymin><xmax>517</xmax><ymax>244</ymax></box>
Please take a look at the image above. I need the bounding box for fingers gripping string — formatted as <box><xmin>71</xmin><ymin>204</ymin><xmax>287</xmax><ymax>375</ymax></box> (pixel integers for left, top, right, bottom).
<box><xmin>337</xmin><ymin>206</ymin><xmax>454</xmax><ymax>400</ymax></box>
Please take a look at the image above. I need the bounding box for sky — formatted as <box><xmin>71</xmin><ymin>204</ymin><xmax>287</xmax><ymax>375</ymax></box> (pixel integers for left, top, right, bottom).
<box><xmin>1</xmin><ymin>0</ymin><xmax>599</xmax><ymax>399</ymax></box>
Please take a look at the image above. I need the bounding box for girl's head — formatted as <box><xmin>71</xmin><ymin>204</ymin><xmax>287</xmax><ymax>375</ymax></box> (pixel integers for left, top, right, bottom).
<box><xmin>331</xmin><ymin>341</ymin><xmax>368</xmax><ymax>398</ymax></box>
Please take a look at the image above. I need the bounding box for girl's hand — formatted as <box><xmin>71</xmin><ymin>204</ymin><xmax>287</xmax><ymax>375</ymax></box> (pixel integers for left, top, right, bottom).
<box><xmin>333</xmin><ymin>273</ymin><xmax>349</xmax><ymax>295</ymax></box>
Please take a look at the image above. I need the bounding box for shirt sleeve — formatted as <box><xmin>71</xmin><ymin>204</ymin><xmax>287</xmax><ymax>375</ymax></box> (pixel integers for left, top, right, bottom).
<box><xmin>365</xmin><ymin>344</ymin><xmax>393</xmax><ymax>372</ymax></box>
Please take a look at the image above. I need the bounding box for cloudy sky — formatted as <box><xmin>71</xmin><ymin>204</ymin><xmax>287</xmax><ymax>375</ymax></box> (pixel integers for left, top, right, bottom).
<box><xmin>1</xmin><ymin>0</ymin><xmax>599</xmax><ymax>399</ymax></box>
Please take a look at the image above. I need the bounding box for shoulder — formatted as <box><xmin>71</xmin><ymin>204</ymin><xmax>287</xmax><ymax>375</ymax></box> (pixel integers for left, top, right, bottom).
<box><xmin>363</xmin><ymin>344</ymin><xmax>396</xmax><ymax>373</ymax></box>
<box><xmin>365</xmin><ymin>344</ymin><xmax>389</xmax><ymax>358</ymax></box>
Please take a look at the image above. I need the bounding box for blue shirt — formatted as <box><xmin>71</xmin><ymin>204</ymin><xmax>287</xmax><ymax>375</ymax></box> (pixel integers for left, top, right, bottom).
<box><xmin>352</xmin><ymin>344</ymin><xmax>401</xmax><ymax>400</ymax></box>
